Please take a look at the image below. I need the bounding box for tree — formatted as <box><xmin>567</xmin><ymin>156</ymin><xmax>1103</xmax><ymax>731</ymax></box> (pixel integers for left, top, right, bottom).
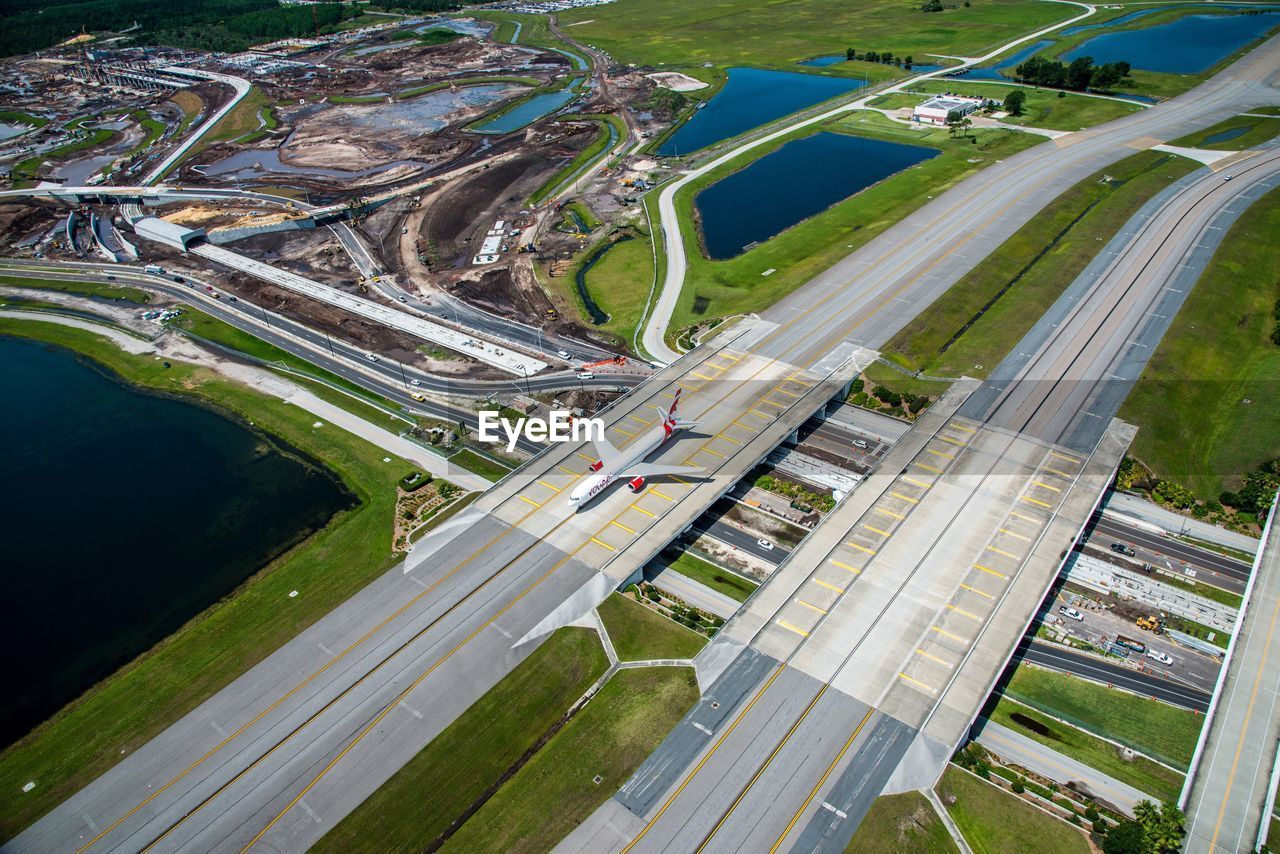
<box><xmin>1003</xmin><ymin>89</ymin><xmax>1026</xmax><ymax>115</ymax></box>
<box><xmin>846</xmin><ymin>46</ymin><xmax>856</xmax><ymax>60</ymax></box>
<box><xmin>1067</xmin><ymin>55</ymin><xmax>1095</xmax><ymax>90</ymax></box>
<box><xmin>922</xmin><ymin>0</ymin><xmax>944</xmax><ymax>11</ymax></box>
<box><xmin>904</xmin><ymin>55</ymin><xmax>914</xmax><ymax>68</ymax></box>
<box><xmin>1115</xmin><ymin>60</ymin><xmax>1132</xmax><ymax>77</ymax></box>
<box><xmin>1103</xmin><ymin>821</ymin><xmax>1146</xmax><ymax>854</ymax></box>
<box><xmin>1092</xmin><ymin>63</ymin><xmax>1123</xmax><ymax>89</ymax></box>
<box><xmin>959</xmin><ymin>117</ymin><xmax>973</xmax><ymax>138</ymax></box>
<box><xmin>1135</xmin><ymin>800</ymin><xmax>1186</xmax><ymax>853</ymax></box>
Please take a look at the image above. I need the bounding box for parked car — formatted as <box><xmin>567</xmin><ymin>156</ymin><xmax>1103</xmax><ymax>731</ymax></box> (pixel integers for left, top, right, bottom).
<box><xmin>1110</xmin><ymin>542</ymin><xmax>1137</xmax><ymax>557</ymax></box>
<box><xmin>757</xmin><ymin>538</ymin><xmax>775</xmax><ymax>551</ymax></box>
<box><xmin>1146</xmin><ymin>650</ymin><xmax>1174</xmax><ymax>666</ymax></box>
<box><xmin>1058</xmin><ymin>605</ymin><xmax>1084</xmax><ymax>621</ymax></box>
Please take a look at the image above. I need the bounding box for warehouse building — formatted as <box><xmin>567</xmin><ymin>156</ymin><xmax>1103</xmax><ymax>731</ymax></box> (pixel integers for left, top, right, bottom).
<box><xmin>912</xmin><ymin>94</ymin><xmax>986</xmax><ymax>126</ymax></box>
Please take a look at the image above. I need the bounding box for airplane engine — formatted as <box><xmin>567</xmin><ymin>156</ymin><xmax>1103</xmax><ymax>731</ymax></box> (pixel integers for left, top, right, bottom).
<box><xmin>589</xmin><ymin>459</ymin><xmax>604</xmax><ymax>472</ymax></box>
<box><xmin>628</xmin><ymin>476</ymin><xmax>646</xmax><ymax>493</ymax></box>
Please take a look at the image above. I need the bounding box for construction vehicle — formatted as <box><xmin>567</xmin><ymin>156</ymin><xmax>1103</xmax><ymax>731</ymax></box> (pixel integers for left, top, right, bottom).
<box><xmin>577</xmin><ymin>355</ymin><xmax>627</xmax><ymax>370</ymax></box>
<box><xmin>1115</xmin><ymin>635</ymin><xmax>1147</xmax><ymax>654</ymax></box>
<box><xmin>1136</xmin><ymin>615</ymin><xmax>1165</xmax><ymax>634</ymax></box>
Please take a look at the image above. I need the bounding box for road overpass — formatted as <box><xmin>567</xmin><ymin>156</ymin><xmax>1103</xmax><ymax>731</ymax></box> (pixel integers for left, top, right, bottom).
<box><xmin>14</xmin><ymin>33</ymin><xmax>1280</xmax><ymax>854</ymax></box>
<box><xmin>559</xmin><ymin>137</ymin><xmax>1280</xmax><ymax>854</ymax></box>
<box><xmin>1183</xmin><ymin>496</ymin><xmax>1280</xmax><ymax>853</ymax></box>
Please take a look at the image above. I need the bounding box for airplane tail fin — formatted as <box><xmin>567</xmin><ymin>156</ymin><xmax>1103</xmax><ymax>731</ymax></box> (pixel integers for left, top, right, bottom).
<box><xmin>656</xmin><ymin>387</ymin><xmax>687</xmax><ymax>433</ymax></box>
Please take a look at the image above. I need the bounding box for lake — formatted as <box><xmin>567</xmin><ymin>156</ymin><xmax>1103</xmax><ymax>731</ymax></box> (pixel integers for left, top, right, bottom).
<box><xmin>962</xmin><ymin>39</ymin><xmax>1054</xmax><ymax>81</ymax></box>
<box><xmin>0</xmin><ymin>336</ymin><xmax>353</xmax><ymax>746</ymax></box>
<box><xmin>657</xmin><ymin>67</ymin><xmax>866</xmax><ymax>156</ymax></box>
<box><xmin>472</xmin><ymin>88</ymin><xmax>578</xmax><ymax>134</ymax></box>
<box><xmin>694</xmin><ymin>131</ymin><xmax>937</xmax><ymax>259</ymax></box>
<box><xmin>1062</xmin><ymin>10</ymin><xmax>1280</xmax><ymax>73</ymax></box>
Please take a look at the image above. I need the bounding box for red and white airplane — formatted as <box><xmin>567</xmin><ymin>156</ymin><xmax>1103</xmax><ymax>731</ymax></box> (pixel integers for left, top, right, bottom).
<box><xmin>568</xmin><ymin>388</ymin><xmax>699</xmax><ymax>509</ymax></box>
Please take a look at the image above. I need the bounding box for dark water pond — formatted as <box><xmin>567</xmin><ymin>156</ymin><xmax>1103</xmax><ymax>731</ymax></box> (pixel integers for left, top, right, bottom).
<box><xmin>1062</xmin><ymin>10</ymin><xmax>1280</xmax><ymax>73</ymax></box>
<box><xmin>695</xmin><ymin>131</ymin><xmax>937</xmax><ymax>259</ymax></box>
<box><xmin>658</xmin><ymin>67</ymin><xmax>866</xmax><ymax>156</ymax></box>
<box><xmin>472</xmin><ymin>89</ymin><xmax>578</xmax><ymax>133</ymax></box>
<box><xmin>0</xmin><ymin>336</ymin><xmax>352</xmax><ymax>746</ymax></box>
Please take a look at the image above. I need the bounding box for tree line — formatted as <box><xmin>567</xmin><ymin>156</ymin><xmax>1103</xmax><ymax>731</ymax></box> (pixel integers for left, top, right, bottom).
<box><xmin>845</xmin><ymin>48</ymin><xmax>918</xmax><ymax>69</ymax></box>
<box><xmin>1015</xmin><ymin>55</ymin><xmax>1132</xmax><ymax>91</ymax></box>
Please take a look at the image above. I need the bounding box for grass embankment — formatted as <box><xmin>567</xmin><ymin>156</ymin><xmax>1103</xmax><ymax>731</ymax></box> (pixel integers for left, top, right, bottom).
<box><xmin>169</xmin><ymin>89</ymin><xmax>204</xmax><ymax>138</ymax></box>
<box><xmin>555</xmin><ymin>0</ymin><xmax>1071</xmax><ymax>72</ymax></box>
<box><xmin>567</xmin><ymin>221</ymin><xmax>656</xmax><ymax>349</ymax></box>
<box><xmin>0</xmin><ymin>110</ymin><xmax>48</xmax><ymax>128</ymax></box>
<box><xmin>938</xmin><ymin>765</ymin><xmax>1091</xmax><ymax>854</ymax></box>
<box><xmin>175</xmin><ymin>85</ymin><xmax>276</xmax><ymax>169</ymax></box>
<box><xmin>1171</xmin><ymin>111</ymin><xmax>1280</xmax><ymax>151</ymax></box>
<box><xmin>127</xmin><ymin>110</ymin><xmax>167</xmax><ymax>156</ymax></box>
<box><xmin>986</xmin><ymin>699</ymin><xmax>1184</xmax><ymax>803</ymax></box>
<box><xmin>898</xmin><ymin>80</ymin><xmax>1140</xmax><ymax>131</ymax></box>
<box><xmin>529</xmin><ymin>114</ymin><xmax>626</xmax><ymax>206</ymax></box>
<box><xmin>1120</xmin><ymin>185</ymin><xmax>1280</xmax><ymax>498</ymax></box>
<box><xmin>448</xmin><ymin>448</ymin><xmax>512</xmax><ymax>482</ymax></box>
<box><xmin>996</xmin><ymin>665</ymin><xmax>1202</xmax><ymax>768</ymax></box>
<box><xmin>598</xmin><ymin>593</ymin><xmax>708</xmax><ymax>660</ymax></box>
<box><xmin>655</xmin><ymin>546</ymin><xmax>758</xmax><ymax>602</ymax></box>
<box><xmin>0</xmin><ymin>274</ymin><xmax>151</xmax><ymax>305</ymax></box>
<box><xmin>0</xmin><ymin>318</ymin><xmax>414</xmax><ymax>840</ymax></box>
<box><xmin>884</xmin><ymin>150</ymin><xmax>1198</xmax><ymax>377</ymax></box>
<box><xmin>667</xmin><ymin>111</ymin><xmax>1042</xmax><ymax>336</ymax></box>
<box><xmin>847</xmin><ymin>791</ymin><xmax>958</xmax><ymax>853</ymax></box>
<box><xmin>442</xmin><ymin>666</ymin><xmax>699</xmax><ymax>854</ymax></box>
<box><xmin>315</xmin><ymin>627</ymin><xmax>608</xmax><ymax>853</ymax></box>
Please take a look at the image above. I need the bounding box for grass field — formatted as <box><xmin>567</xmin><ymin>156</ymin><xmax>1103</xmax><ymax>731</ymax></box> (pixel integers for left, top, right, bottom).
<box><xmin>555</xmin><ymin>0</ymin><xmax>1073</xmax><ymax>72</ymax></box>
<box><xmin>655</xmin><ymin>547</ymin><xmax>758</xmax><ymax>602</ymax></box>
<box><xmin>574</xmin><ymin>224</ymin><xmax>656</xmax><ymax>348</ymax></box>
<box><xmin>443</xmin><ymin>666</ymin><xmax>699</xmax><ymax>854</ymax></box>
<box><xmin>175</xmin><ymin>86</ymin><xmax>275</xmax><ymax>169</ymax></box>
<box><xmin>998</xmin><ymin>665</ymin><xmax>1203</xmax><ymax>768</ymax></box>
<box><xmin>1120</xmin><ymin>185</ymin><xmax>1280</xmax><ymax>498</ymax></box>
<box><xmin>987</xmin><ymin>699</ymin><xmax>1184</xmax><ymax>803</ymax></box>
<box><xmin>900</xmin><ymin>80</ymin><xmax>1140</xmax><ymax>131</ymax></box>
<box><xmin>1171</xmin><ymin>112</ymin><xmax>1280</xmax><ymax>151</ymax></box>
<box><xmin>846</xmin><ymin>791</ymin><xmax>958</xmax><ymax>853</ymax></box>
<box><xmin>0</xmin><ymin>274</ymin><xmax>150</xmax><ymax>305</ymax></box>
<box><xmin>884</xmin><ymin>150</ymin><xmax>1198</xmax><ymax>377</ymax></box>
<box><xmin>667</xmin><ymin>111</ymin><xmax>1043</xmax><ymax>337</ymax></box>
<box><xmin>448</xmin><ymin>447</ymin><xmax>512</xmax><ymax>481</ymax></box>
<box><xmin>598</xmin><ymin>593</ymin><xmax>708</xmax><ymax>660</ymax></box>
<box><xmin>0</xmin><ymin>109</ymin><xmax>48</xmax><ymax>128</ymax></box>
<box><xmin>0</xmin><ymin>318</ymin><xmax>413</xmax><ymax>840</ymax></box>
<box><xmin>938</xmin><ymin>765</ymin><xmax>1091</xmax><ymax>854</ymax></box>
<box><xmin>315</xmin><ymin>627</ymin><xmax>607</xmax><ymax>852</ymax></box>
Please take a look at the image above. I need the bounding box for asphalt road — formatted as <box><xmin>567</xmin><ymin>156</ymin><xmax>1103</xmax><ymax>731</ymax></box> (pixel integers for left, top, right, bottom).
<box><xmin>1017</xmin><ymin>639</ymin><xmax>1212</xmax><ymax>712</ymax></box>
<box><xmin>1087</xmin><ymin>512</ymin><xmax>1252</xmax><ymax>583</ymax></box>
<box><xmin>696</xmin><ymin>515</ymin><xmax>789</xmax><ymax>564</ymax></box>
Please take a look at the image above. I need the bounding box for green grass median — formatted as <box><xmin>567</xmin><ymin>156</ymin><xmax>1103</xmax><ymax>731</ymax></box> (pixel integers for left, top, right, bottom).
<box><xmin>315</xmin><ymin>627</ymin><xmax>608</xmax><ymax>853</ymax></box>
<box><xmin>599</xmin><ymin>593</ymin><xmax>708</xmax><ymax>660</ymax></box>
<box><xmin>655</xmin><ymin>547</ymin><xmax>758</xmax><ymax>602</ymax></box>
<box><xmin>0</xmin><ymin>318</ymin><xmax>413</xmax><ymax>840</ymax></box>
<box><xmin>848</xmin><ymin>791</ymin><xmax>958</xmax><ymax>853</ymax></box>
<box><xmin>938</xmin><ymin>765</ymin><xmax>1091</xmax><ymax>854</ymax></box>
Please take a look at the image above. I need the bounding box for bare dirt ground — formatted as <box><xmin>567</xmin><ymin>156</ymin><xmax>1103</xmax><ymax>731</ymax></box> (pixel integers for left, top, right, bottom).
<box><xmin>0</xmin><ymin>200</ymin><xmax>62</xmax><ymax>247</ymax></box>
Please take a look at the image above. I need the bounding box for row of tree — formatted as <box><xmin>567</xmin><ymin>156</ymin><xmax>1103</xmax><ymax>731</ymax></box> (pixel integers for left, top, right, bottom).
<box><xmin>1014</xmin><ymin>55</ymin><xmax>1132</xmax><ymax>91</ymax></box>
<box><xmin>844</xmin><ymin>49</ymin><xmax>918</xmax><ymax>68</ymax></box>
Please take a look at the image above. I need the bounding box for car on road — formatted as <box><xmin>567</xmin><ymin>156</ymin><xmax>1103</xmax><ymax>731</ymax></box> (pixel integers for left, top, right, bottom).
<box><xmin>757</xmin><ymin>538</ymin><xmax>775</xmax><ymax>551</ymax></box>
<box><xmin>105</xmin><ymin>274</ymin><xmax>116</xmax><ymax>280</ymax></box>
<box><xmin>365</xmin><ymin>353</ymin><xmax>379</xmax><ymax>362</ymax></box>
<box><xmin>579</xmin><ymin>372</ymin><xmax>594</xmax><ymax>380</ymax></box>
<box><xmin>410</xmin><ymin>379</ymin><xmax>421</xmax><ymax>386</ymax></box>
<box><xmin>852</xmin><ymin>438</ymin><xmax>869</xmax><ymax>449</ymax></box>
<box><xmin>1110</xmin><ymin>542</ymin><xmax>1137</xmax><ymax>557</ymax></box>
<box><xmin>173</xmin><ymin>276</ymin><xmax>184</xmax><ymax>284</ymax></box>
<box><xmin>398</xmin><ymin>295</ymin><xmax>407</xmax><ymax>303</ymax></box>
<box><xmin>228</xmin><ymin>296</ymin><xmax>237</xmax><ymax>302</ymax></box>
<box><xmin>410</xmin><ymin>392</ymin><xmax>425</xmax><ymax>402</ymax></box>
<box><xmin>1223</xmin><ymin>174</ymin><xmax>1233</xmax><ymax>181</ymax></box>
<box><xmin>557</xmin><ymin>350</ymin><xmax>571</xmax><ymax>359</ymax></box>
<box><xmin>1058</xmin><ymin>605</ymin><xmax>1084</xmax><ymax>621</ymax></box>
<box><xmin>1146</xmin><ymin>650</ymin><xmax>1174</xmax><ymax>666</ymax></box>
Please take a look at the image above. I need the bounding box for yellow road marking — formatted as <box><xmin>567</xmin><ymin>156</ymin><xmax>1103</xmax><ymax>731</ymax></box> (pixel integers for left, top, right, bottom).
<box><xmin>917</xmin><ymin>462</ymin><xmax>942</xmax><ymax>474</ymax></box>
<box><xmin>904</xmin><ymin>477</ymin><xmax>932</xmax><ymax>489</ymax></box>
<box><xmin>960</xmin><ymin>583</ymin><xmax>993</xmax><ymax>599</ymax></box>
<box><xmin>633</xmin><ymin>505</ymin><xmax>656</xmax><ymax>517</ymax></box>
<box><xmin>1032</xmin><ymin>479</ymin><xmax>1061</xmax><ymax>492</ymax></box>
<box><xmin>702</xmin><ymin>447</ymin><xmax>725</xmax><ymax>457</ymax></box>
<box><xmin>863</xmin><ymin>523</ymin><xmax>891</xmax><ymax>537</ymax></box>
<box><xmin>1010</xmin><ymin>510</ymin><xmax>1041</xmax><ymax>524</ymax></box>
<box><xmin>615</xmin><ymin>427</ymin><xmax>637</xmax><ymax>438</ymax></box>
<box><xmin>775</xmin><ymin>387</ymin><xmax>800</xmax><ymax>398</ymax></box>
<box><xmin>846</xmin><ymin>541</ymin><xmax>877</xmax><ymax>556</ymax></box>
<box><xmin>795</xmin><ymin>599</ymin><xmax>827</xmax><ymax>614</ymax></box>
<box><xmin>898</xmin><ymin>672</ymin><xmax>937</xmax><ymax>693</ymax></box>
<box><xmin>927</xmin><ymin>448</ymin><xmax>954</xmax><ymax>459</ymax></box>
<box><xmin>576</xmin><ymin>452</ymin><xmax>596</xmax><ymax>462</ymax></box>
<box><xmin>987</xmin><ymin>545</ymin><xmax>1020</xmax><ymax>560</ymax></box>
<box><xmin>761</xmin><ymin>398</ymin><xmax>786</xmax><ymax>408</ymax></box>
<box><xmin>748</xmin><ymin>408</ymin><xmax>772</xmax><ymax>419</ymax></box>
<box><xmin>890</xmin><ymin>491</ymin><xmax>918</xmax><ymax>504</ymax></box>
<box><xmin>1044</xmin><ymin>467</ymin><xmax>1071</xmax><ymax>478</ymax></box>
<box><xmin>651</xmin><ymin>489</ymin><xmax>674</xmax><ymax>501</ymax></box>
<box><xmin>557</xmin><ymin>465</ymin><xmax>579</xmax><ymax>476</ymax></box>
<box><xmin>692</xmin><ymin>371</ymin><xmax>715</xmax><ymax>381</ymax></box>
<box><xmin>974</xmin><ymin>563</ymin><xmax>1008</xmax><ymax>579</ymax></box>
<box><xmin>1021</xmin><ymin>495</ymin><xmax>1052</xmax><ymax>508</ymax></box>
<box><xmin>930</xmin><ymin>625</ymin><xmax>966</xmax><ymax>643</ymax></box>
<box><xmin>518</xmin><ymin>495</ymin><xmax>541</xmax><ymax>508</ymax></box>
<box><xmin>939</xmin><ymin>435</ymin><xmax>964</xmax><ymax>446</ymax></box>
<box><xmin>1050</xmin><ymin>450</ymin><xmax>1080</xmax><ymax>463</ymax></box>
<box><xmin>875</xmin><ymin>507</ymin><xmax>905</xmax><ymax>520</ymax></box>
<box><xmin>999</xmin><ymin>527</ymin><xmax>1031</xmax><ymax>541</ymax></box>
<box><xmin>671</xmin><ymin>475</ymin><xmax>692</xmax><ymax>485</ymax></box>
<box><xmin>915</xmin><ymin>648</ymin><xmax>952</xmax><ymax>667</ymax></box>
<box><xmin>949</xmin><ymin>422</ymin><xmax>976</xmax><ymax>434</ymax></box>
<box><xmin>831</xmin><ymin>559</ymin><xmax>860</xmax><ymax>574</ymax></box>
<box><xmin>537</xmin><ymin>480</ymin><xmax>560</xmax><ymax>492</ymax></box>
<box><xmin>610</xmin><ymin>519</ymin><xmax>635</xmax><ymax>534</ymax></box>
<box><xmin>777</xmin><ymin>620</ymin><xmax>810</xmax><ymax>637</ymax></box>
<box><xmin>814</xmin><ymin>579</ymin><xmax>844</xmax><ymax>593</ymax></box>
<box><xmin>947</xmin><ymin>604</ymin><xmax>981</xmax><ymax>621</ymax></box>
<box><xmin>589</xmin><ymin>537</ymin><xmax>616</xmax><ymax>551</ymax></box>
<box><xmin>719</xmin><ymin>434</ymin><xmax>741</xmax><ymax>444</ymax></box>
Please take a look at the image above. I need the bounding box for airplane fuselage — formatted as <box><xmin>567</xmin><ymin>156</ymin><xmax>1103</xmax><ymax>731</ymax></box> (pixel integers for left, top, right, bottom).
<box><xmin>569</xmin><ymin>424</ymin><xmax>674</xmax><ymax>507</ymax></box>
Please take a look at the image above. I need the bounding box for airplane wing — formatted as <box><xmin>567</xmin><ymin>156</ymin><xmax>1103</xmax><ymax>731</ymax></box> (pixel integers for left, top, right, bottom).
<box><xmin>627</xmin><ymin>463</ymin><xmax>701</xmax><ymax>479</ymax></box>
<box><xmin>594</xmin><ymin>433</ymin><xmax>620</xmax><ymax>463</ymax></box>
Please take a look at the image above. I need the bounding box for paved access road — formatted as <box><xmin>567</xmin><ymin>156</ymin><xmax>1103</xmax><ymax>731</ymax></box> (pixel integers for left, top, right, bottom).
<box><xmin>1087</xmin><ymin>512</ymin><xmax>1252</xmax><ymax>587</ymax></box>
<box><xmin>1184</xmin><ymin>500</ymin><xmax>1280</xmax><ymax>853</ymax></box>
<box><xmin>1019</xmin><ymin>640</ymin><xmax>1212</xmax><ymax>712</ymax></box>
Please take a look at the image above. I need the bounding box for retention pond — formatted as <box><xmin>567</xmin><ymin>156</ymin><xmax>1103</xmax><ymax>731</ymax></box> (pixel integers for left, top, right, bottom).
<box><xmin>694</xmin><ymin>131</ymin><xmax>937</xmax><ymax>259</ymax></box>
<box><xmin>0</xmin><ymin>335</ymin><xmax>353</xmax><ymax>747</ymax></box>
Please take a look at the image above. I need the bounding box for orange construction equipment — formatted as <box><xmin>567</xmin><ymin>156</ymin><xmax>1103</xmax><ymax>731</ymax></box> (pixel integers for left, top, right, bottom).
<box><xmin>580</xmin><ymin>355</ymin><xmax>627</xmax><ymax>370</ymax></box>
